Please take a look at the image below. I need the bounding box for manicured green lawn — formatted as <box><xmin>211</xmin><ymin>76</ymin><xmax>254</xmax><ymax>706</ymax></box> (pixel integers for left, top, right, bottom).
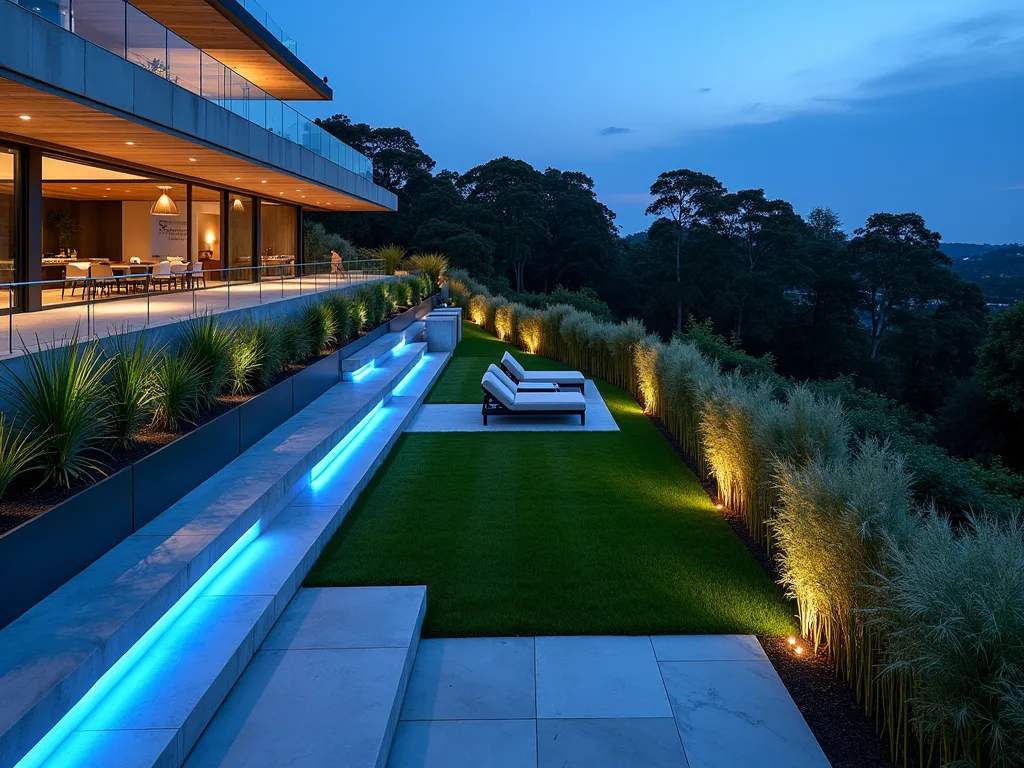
<box><xmin>307</xmin><ymin>321</ymin><xmax>795</xmax><ymax>638</ymax></box>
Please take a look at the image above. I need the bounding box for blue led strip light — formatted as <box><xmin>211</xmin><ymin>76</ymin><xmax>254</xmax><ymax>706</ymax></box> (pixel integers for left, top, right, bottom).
<box><xmin>15</xmin><ymin>520</ymin><xmax>262</xmax><ymax>768</ymax></box>
<box><xmin>392</xmin><ymin>357</ymin><xmax>428</xmax><ymax>397</ymax></box>
<box><xmin>309</xmin><ymin>401</ymin><xmax>386</xmax><ymax>490</ymax></box>
<box><xmin>350</xmin><ymin>360</ymin><xmax>374</xmax><ymax>381</ymax></box>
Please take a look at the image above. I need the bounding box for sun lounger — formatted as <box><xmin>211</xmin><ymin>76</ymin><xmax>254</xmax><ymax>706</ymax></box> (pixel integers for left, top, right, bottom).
<box><xmin>481</xmin><ymin>370</ymin><xmax>587</xmax><ymax>426</ymax></box>
<box><xmin>486</xmin><ymin>364</ymin><xmax>559</xmax><ymax>393</ymax></box>
<box><xmin>500</xmin><ymin>352</ymin><xmax>586</xmax><ymax>392</ymax></box>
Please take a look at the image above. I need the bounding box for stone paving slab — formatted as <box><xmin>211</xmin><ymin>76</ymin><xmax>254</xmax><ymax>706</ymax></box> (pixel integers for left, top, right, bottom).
<box><xmin>536</xmin><ymin>718</ymin><xmax>688</xmax><ymax>768</ymax></box>
<box><xmin>535</xmin><ymin>636</ymin><xmax>671</xmax><ymax>719</ymax></box>
<box><xmin>660</xmin><ymin>659</ymin><xmax>830</xmax><ymax>768</ymax></box>
<box><xmin>405</xmin><ymin>380</ymin><xmax>618</xmax><ymax>432</ymax></box>
<box><xmin>393</xmin><ymin>635</ymin><xmax>828</xmax><ymax>768</ymax></box>
<box><xmin>401</xmin><ymin>638</ymin><xmax>536</xmax><ymax>721</ymax></box>
<box><xmin>390</xmin><ymin>720</ymin><xmax>536</xmax><ymax>768</ymax></box>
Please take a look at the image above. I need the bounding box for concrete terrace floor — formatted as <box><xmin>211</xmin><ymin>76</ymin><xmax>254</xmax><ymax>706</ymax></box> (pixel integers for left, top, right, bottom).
<box><xmin>0</xmin><ymin>272</ymin><xmax>385</xmax><ymax>359</ymax></box>
<box><xmin>392</xmin><ymin>635</ymin><xmax>829</xmax><ymax>768</ymax></box>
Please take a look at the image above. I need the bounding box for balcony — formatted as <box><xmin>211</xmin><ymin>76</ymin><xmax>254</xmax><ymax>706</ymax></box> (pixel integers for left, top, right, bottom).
<box><xmin>8</xmin><ymin>0</ymin><xmax>372</xmax><ymax>180</ymax></box>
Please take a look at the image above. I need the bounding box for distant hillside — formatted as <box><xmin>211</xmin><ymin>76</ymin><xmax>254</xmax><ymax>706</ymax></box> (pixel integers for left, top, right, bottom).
<box><xmin>622</xmin><ymin>232</ymin><xmax>648</xmax><ymax>245</ymax></box>
<box><xmin>949</xmin><ymin>244</ymin><xmax>1024</xmax><ymax>305</ymax></box>
<box><xmin>939</xmin><ymin>242</ymin><xmax>1010</xmax><ymax>260</ymax></box>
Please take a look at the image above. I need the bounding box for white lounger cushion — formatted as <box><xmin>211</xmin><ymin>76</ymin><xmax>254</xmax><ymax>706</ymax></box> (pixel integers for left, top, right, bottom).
<box><xmin>512</xmin><ymin>391</ymin><xmax>586</xmax><ymax>412</ymax></box>
<box><xmin>481</xmin><ymin>371</ymin><xmax>515</xmax><ymax>408</ymax></box>
<box><xmin>501</xmin><ymin>352</ymin><xmax>585</xmax><ymax>384</ymax></box>
<box><xmin>487</xmin><ymin>364</ymin><xmax>557</xmax><ymax>393</ymax></box>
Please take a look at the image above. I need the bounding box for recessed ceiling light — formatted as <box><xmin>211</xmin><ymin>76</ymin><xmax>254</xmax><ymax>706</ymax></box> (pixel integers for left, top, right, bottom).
<box><xmin>18</xmin><ymin>115</ymin><xmax>30</xmax><ymax>121</ymax></box>
<box><xmin>70</xmin><ymin>186</ymin><xmax>77</xmax><ymax>190</ymax></box>
<box><xmin>188</xmin><ymin>157</ymin><xmax>197</xmax><ymax>162</ymax></box>
<box><xmin>105</xmin><ymin>187</ymin><xmax>111</xmax><ymax>191</ymax></box>
<box><xmin>260</xmin><ymin>180</ymin><xmax>267</xmax><ymax>184</ymax></box>
<box><xmin>234</xmin><ymin>177</ymin><xmax>241</xmax><ymax>180</ymax></box>
<box><xmin>125</xmin><ymin>141</ymin><xmax>134</xmax><ymax>146</ymax></box>
<box><xmin>279</xmin><ymin>192</ymin><xmax>284</xmax><ymax>195</ymax></box>
<box><xmin>300</xmin><ymin>195</ymin><xmax>305</xmax><ymax>199</ymax></box>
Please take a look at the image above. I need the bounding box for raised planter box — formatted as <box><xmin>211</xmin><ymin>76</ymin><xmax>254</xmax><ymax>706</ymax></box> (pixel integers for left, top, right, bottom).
<box><xmin>0</xmin><ymin>468</ymin><xmax>133</xmax><ymax>628</ymax></box>
<box><xmin>292</xmin><ymin>350</ymin><xmax>341</xmax><ymax>414</ymax></box>
<box><xmin>0</xmin><ymin>302</ymin><xmax>437</xmax><ymax>629</ymax></box>
<box><xmin>390</xmin><ymin>295</ymin><xmax>437</xmax><ymax>333</ymax></box>
<box><xmin>133</xmin><ymin>408</ymin><xmax>241</xmax><ymax>530</ymax></box>
<box><xmin>240</xmin><ymin>377</ymin><xmax>293</xmax><ymax>453</ymax></box>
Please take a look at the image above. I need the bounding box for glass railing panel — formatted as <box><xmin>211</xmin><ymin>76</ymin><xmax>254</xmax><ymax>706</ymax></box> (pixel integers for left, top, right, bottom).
<box><xmin>247</xmin><ymin>83</ymin><xmax>267</xmax><ymax>129</ymax></box>
<box><xmin>18</xmin><ymin>0</ymin><xmax>70</xmax><ymax>29</ymax></box>
<box><xmin>167</xmin><ymin>30</ymin><xmax>201</xmax><ymax>95</ymax></box>
<box><xmin>227</xmin><ymin>69</ymin><xmax>251</xmax><ymax>120</ymax></box>
<box><xmin>266</xmin><ymin>98</ymin><xmax>283</xmax><ymax>137</ymax></box>
<box><xmin>126</xmin><ymin>3</ymin><xmax>168</xmax><ymax>78</ymax></box>
<box><xmin>200</xmin><ymin>50</ymin><xmax>228</xmax><ymax>107</ymax></box>
<box><xmin>71</xmin><ymin>0</ymin><xmax>126</xmax><ymax>58</ymax></box>
<box><xmin>283</xmin><ymin>104</ymin><xmax>299</xmax><ymax>144</ymax></box>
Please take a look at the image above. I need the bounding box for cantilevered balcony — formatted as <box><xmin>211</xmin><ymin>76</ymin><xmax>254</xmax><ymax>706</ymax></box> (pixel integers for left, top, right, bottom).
<box><xmin>6</xmin><ymin>0</ymin><xmax>370</xmax><ymax>180</ymax></box>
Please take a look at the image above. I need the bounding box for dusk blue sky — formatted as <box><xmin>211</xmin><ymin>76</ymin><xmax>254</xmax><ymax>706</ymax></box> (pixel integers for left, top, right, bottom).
<box><xmin>261</xmin><ymin>0</ymin><xmax>1024</xmax><ymax>242</ymax></box>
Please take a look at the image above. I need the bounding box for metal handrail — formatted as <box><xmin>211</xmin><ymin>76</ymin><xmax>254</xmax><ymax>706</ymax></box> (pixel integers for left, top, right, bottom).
<box><xmin>1</xmin><ymin>258</ymin><xmax>386</xmax><ymax>354</ymax></box>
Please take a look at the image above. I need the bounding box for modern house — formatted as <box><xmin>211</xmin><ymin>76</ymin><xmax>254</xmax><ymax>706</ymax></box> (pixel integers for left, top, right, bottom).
<box><xmin>0</xmin><ymin>0</ymin><xmax>396</xmax><ymax>313</ymax></box>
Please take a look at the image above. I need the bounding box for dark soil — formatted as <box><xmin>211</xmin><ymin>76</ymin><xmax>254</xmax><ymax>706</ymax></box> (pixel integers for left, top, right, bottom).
<box><xmin>648</xmin><ymin>416</ymin><xmax>897</xmax><ymax>768</ymax></box>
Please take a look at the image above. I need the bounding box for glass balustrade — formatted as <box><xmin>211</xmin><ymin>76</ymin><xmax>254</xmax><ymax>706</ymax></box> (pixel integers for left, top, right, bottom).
<box><xmin>11</xmin><ymin>0</ymin><xmax>370</xmax><ymax>181</ymax></box>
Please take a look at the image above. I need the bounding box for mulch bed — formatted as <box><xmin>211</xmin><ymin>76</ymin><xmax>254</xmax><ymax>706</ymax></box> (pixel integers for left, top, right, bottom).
<box><xmin>649</xmin><ymin>416</ymin><xmax>896</xmax><ymax>768</ymax></box>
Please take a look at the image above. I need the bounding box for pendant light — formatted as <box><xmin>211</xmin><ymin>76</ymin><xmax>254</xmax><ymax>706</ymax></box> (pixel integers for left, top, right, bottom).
<box><xmin>150</xmin><ymin>185</ymin><xmax>179</xmax><ymax>216</ymax></box>
<box><xmin>232</xmin><ymin>196</ymin><xmax>245</xmax><ymax>213</ymax></box>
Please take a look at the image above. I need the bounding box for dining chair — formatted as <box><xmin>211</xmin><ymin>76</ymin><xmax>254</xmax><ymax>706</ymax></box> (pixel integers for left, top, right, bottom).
<box><xmin>170</xmin><ymin>261</ymin><xmax>188</xmax><ymax>290</ymax></box>
<box><xmin>151</xmin><ymin>261</ymin><xmax>173</xmax><ymax>291</ymax></box>
<box><xmin>89</xmin><ymin>263</ymin><xmax>117</xmax><ymax>297</ymax></box>
<box><xmin>188</xmin><ymin>260</ymin><xmax>206</xmax><ymax>289</ymax></box>
<box><xmin>62</xmin><ymin>262</ymin><xmax>90</xmax><ymax>299</ymax></box>
<box><xmin>126</xmin><ymin>264</ymin><xmax>150</xmax><ymax>293</ymax></box>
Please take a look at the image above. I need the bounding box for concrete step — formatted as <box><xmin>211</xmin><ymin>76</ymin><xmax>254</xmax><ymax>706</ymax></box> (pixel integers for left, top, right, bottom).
<box><xmin>340</xmin><ymin>324</ymin><xmax>424</xmax><ymax>381</ymax></box>
<box><xmin>3</xmin><ymin>344</ymin><xmax>449</xmax><ymax>768</ymax></box>
<box><xmin>184</xmin><ymin>587</ymin><xmax>426</xmax><ymax>768</ymax></box>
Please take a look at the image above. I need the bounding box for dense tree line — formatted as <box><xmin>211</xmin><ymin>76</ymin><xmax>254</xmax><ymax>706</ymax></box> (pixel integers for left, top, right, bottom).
<box><xmin>310</xmin><ymin>114</ymin><xmax>1024</xmax><ymax>474</ymax></box>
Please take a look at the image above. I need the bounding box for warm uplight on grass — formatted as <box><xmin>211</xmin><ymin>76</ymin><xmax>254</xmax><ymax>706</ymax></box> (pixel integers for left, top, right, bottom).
<box><xmin>788</xmin><ymin>636</ymin><xmax>796</xmax><ymax>645</ymax></box>
<box><xmin>795</xmin><ymin>646</ymin><xmax>804</xmax><ymax>655</ymax></box>
<box><xmin>716</xmin><ymin>503</ymin><xmax>725</xmax><ymax>510</ymax></box>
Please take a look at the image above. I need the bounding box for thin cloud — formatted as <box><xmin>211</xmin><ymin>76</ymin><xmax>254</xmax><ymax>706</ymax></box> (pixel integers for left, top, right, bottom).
<box><xmin>698</xmin><ymin>87</ymin><xmax>712</xmax><ymax>93</ymax></box>
<box><xmin>599</xmin><ymin>126</ymin><xmax>632</xmax><ymax>136</ymax></box>
<box><xmin>601</xmin><ymin>192</ymin><xmax>653</xmax><ymax>205</ymax></box>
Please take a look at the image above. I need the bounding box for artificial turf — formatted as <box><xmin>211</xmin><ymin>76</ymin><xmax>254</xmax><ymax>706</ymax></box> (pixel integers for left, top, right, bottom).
<box><xmin>306</xmin><ymin>321</ymin><xmax>795</xmax><ymax>638</ymax></box>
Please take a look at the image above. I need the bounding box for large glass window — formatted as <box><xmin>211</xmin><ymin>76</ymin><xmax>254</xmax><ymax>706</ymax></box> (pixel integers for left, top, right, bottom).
<box><xmin>0</xmin><ymin>147</ymin><xmax>19</xmax><ymax>311</ymax></box>
<box><xmin>191</xmin><ymin>186</ymin><xmax>222</xmax><ymax>284</ymax></box>
<box><xmin>227</xmin><ymin>194</ymin><xmax>253</xmax><ymax>282</ymax></box>
<box><xmin>260</xmin><ymin>202</ymin><xmax>298</xmax><ymax>278</ymax></box>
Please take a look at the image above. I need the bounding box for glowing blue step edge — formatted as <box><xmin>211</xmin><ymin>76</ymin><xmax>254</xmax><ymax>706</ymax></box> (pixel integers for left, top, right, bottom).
<box><xmin>392</xmin><ymin>356</ymin><xmax>429</xmax><ymax>397</ymax></box>
<box><xmin>351</xmin><ymin>360</ymin><xmax>374</xmax><ymax>381</ymax></box>
<box><xmin>15</xmin><ymin>520</ymin><xmax>262</xmax><ymax>768</ymax></box>
<box><xmin>309</xmin><ymin>400</ymin><xmax>385</xmax><ymax>490</ymax></box>
<box><xmin>391</xmin><ymin>337</ymin><xmax>406</xmax><ymax>355</ymax></box>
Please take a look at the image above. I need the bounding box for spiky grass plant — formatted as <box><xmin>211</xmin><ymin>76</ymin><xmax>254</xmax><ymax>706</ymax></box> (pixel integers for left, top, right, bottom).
<box><xmin>867</xmin><ymin>511</ymin><xmax>1024</xmax><ymax>768</ymax></box>
<box><xmin>278</xmin><ymin>318</ymin><xmax>311</xmax><ymax>365</ymax></box>
<box><xmin>2</xmin><ymin>331</ymin><xmax>111</xmax><ymax>487</ymax></box>
<box><xmin>605</xmin><ymin>317</ymin><xmax>647</xmax><ymax>394</ymax></box>
<box><xmin>405</xmin><ymin>252</ymin><xmax>449</xmax><ymax>288</ymax></box>
<box><xmin>351</xmin><ymin>296</ymin><xmax>369</xmax><ymax>333</ymax></box>
<box><xmin>322</xmin><ymin>293</ymin><xmax>354</xmax><ymax>345</ymax></box>
<box><xmin>228</xmin><ymin>327</ymin><xmax>264</xmax><ymax>395</ymax></box>
<box><xmin>368</xmin><ymin>244</ymin><xmax>406</xmax><ymax>275</ymax></box>
<box><xmin>379</xmin><ymin>282</ymin><xmax>398</xmax><ymax>318</ymax></box>
<box><xmin>483</xmin><ymin>296</ymin><xmax>507</xmax><ymax>336</ymax></box>
<box><xmin>0</xmin><ymin>414</ymin><xmax>41</xmax><ymax>498</ymax></box>
<box><xmin>107</xmin><ymin>333</ymin><xmax>159</xmax><ymax>448</ymax></box>
<box><xmin>655</xmin><ymin>339</ymin><xmax>722</xmax><ymax>469</ymax></box>
<box><xmin>517</xmin><ymin>308</ymin><xmax>544</xmax><ymax>354</ymax></box>
<box><xmin>150</xmin><ymin>352</ymin><xmax>203</xmax><ymax>433</ymax></box>
<box><xmin>302</xmin><ymin>301</ymin><xmax>337</xmax><ymax>355</ymax></box>
<box><xmin>391</xmin><ymin>280</ymin><xmax>412</xmax><ymax>308</ymax></box>
<box><xmin>494</xmin><ymin>302</ymin><xmax>522</xmax><ymax>344</ymax></box>
<box><xmin>469</xmin><ymin>294</ymin><xmax>489</xmax><ymax>326</ymax></box>
<box><xmin>700</xmin><ymin>376</ymin><xmax>775</xmax><ymax>523</ymax></box>
<box><xmin>180</xmin><ymin>314</ymin><xmax>233</xmax><ymax>406</ymax></box>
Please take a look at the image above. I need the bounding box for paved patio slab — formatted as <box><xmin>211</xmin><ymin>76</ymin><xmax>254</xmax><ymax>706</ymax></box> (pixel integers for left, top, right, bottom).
<box><xmin>660</xmin><ymin>659</ymin><xmax>830</xmax><ymax>768</ymax></box>
<box><xmin>535</xmin><ymin>636</ymin><xmax>671</xmax><ymax>719</ymax></box>
<box><xmin>536</xmin><ymin>718</ymin><xmax>688</xmax><ymax>768</ymax></box>
<box><xmin>393</xmin><ymin>635</ymin><xmax>827</xmax><ymax>768</ymax></box>
<box><xmin>390</xmin><ymin>720</ymin><xmax>536</xmax><ymax>768</ymax></box>
<box><xmin>405</xmin><ymin>380</ymin><xmax>618</xmax><ymax>432</ymax></box>
<box><xmin>401</xmin><ymin>638</ymin><xmax>536</xmax><ymax>721</ymax></box>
